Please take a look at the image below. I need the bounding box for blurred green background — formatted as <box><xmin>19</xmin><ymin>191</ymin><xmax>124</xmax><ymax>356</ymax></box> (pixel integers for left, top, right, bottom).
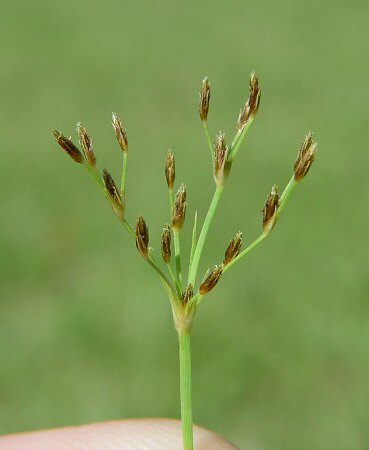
<box><xmin>1</xmin><ymin>0</ymin><xmax>368</xmax><ymax>448</ymax></box>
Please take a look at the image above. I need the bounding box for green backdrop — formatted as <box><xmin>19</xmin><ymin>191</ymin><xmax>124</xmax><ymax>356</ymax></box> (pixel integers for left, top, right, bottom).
<box><xmin>1</xmin><ymin>1</ymin><xmax>368</xmax><ymax>448</ymax></box>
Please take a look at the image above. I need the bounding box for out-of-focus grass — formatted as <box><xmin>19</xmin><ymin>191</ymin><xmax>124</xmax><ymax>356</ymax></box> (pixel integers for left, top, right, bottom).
<box><xmin>1</xmin><ymin>0</ymin><xmax>369</xmax><ymax>448</ymax></box>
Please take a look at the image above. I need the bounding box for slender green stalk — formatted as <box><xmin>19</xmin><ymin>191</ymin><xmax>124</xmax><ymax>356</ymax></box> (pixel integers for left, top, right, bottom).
<box><xmin>173</xmin><ymin>229</ymin><xmax>183</xmax><ymax>290</ymax></box>
<box><xmin>121</xmin><ymin>152</ymin><xmax>128</xmax><ymax>197</ymax></box>
<box><xmin>167</xmin><ymin>262</ymin><xmax>182</xmax><ymax>297</ymax></box>
<box><xmin>147</xmin><ymin>254</ymin><xmax>177</xmax><ymax>298</ymax></box>
<box><xmin>178</xmin><ymin>329</ymin><xmax>193</xmax><ymax>450</ymax></box>
<box><xmin>169</xmin><ymin>188</ymin><xmax>175</xmax><ymax>213</ymax></box>
<box><xmin>84</xmin><ymin>164</ymin><xmax>106</xmax><ymax>194</ymax></box>
<box><xmin>277</xmin><ymin>176</ymin><xmax>297</xmax><ymax>218</ymax></box>
<box><xmin>189</xmin><ymin>212</ymin><xmax>197</xmax><ymax>268</ymax></box>
<box><xmin>188</xmin><ymin>184</ymin><xmax>224</xmax><ymax>286</ymax></box>
<box><xmin>122</xmin><ymin>219</ymin><xmax>135</xmax><ymax>239</ymax></box>
<box><xmin>203</xmin><ymin>122</ymin><xmax>214</xmax><ymax>164</ymax></box>
<box><xmin>227</xmin><ymin>118</ymin><xmax>254</xmax><ymax>163</ymax></box>
<box><xmin>230</xmin><ymin>129</ymin><xmax>242</xmax><ymax>149</ymax></box>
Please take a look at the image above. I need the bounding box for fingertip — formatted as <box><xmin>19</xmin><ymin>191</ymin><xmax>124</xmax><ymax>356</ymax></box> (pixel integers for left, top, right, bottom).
<box><xmin>0</xmin><ymin>419</ymin><xmax>240</xmax><ymax>450</ymax></box>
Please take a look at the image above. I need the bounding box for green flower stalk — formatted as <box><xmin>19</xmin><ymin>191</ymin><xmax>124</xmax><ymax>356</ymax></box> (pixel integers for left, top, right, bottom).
<box><xmin>52</xmin><ymin>72</ymin><xmax>317</xmax><ymax>450</ymax></box>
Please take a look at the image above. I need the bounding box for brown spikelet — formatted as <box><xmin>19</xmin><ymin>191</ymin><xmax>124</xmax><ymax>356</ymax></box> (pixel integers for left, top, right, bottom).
<box><xmin>112</xmin><ymin>113</ymin><xmax>128</xmax><ymax>154</ymax></box>
<box><xmin>172</xmin><ymin>183</ymin><xmax>187</xmax><ymax>229</ymax></box>
<box><xmin>237</xmin><ymin>72</ymin><xmax>261</xmax><ymax>131</ymax></box>
<box><xmin>161</xmin><ymin>224</ymin><xmax>171</xmax><ymax>263</ymax></box>
<box><xmin>181</xmin><ymin>284</ymin><xmax>194</xmax><ymax>306</ymax></box>
<box><xmin>262</xmin><ymin>185</ymin><xmax>279</xmax><ymax>234</ymax></box>
<box><xmin>165</xmin><ymin>151</ymin><xmax>175</xmax><ymax>189</ymax></box>
<box><xmin>199</xmin><ymin>77</ymin><xmax>211</xmax><ymax>122</ymax></box>
<box><xmin>199</xmin><ymin>265</ymin><xmax>224</xmax><ymax>295</ymax></box>
<box><xmin>77</xmin><ymin>122</ymin><xmax>96</xmax><ymax>167</ymax></box>
<box><xmin>103</xmin><ymin>169</ymin><xmax>125</xmax><ymax>219</ymax></box>
<box><xmin>248</xmin><ymin>73</ymin><xmax>261</xmax><ymax>117</ymax></box>
<box><xmin>223</xmin><ymin>232</ymin><xmax>243</xmax><ymax>265</ymax></box>
<box><xmin>52</xmin><ymin>130</ymin><xmax>84</xmax><ymax>164</ymax></box>
<box><xmin>294</xmin><ymin>132</ymin><xmax>317</xmax><ymax>182</ymax></box>
<box><xmin>214</xmin><ymin>131</ymin><xmax>228</xmax><ymax>185</ymax></box>
<box><xmin>135</xmin><ymin>214</ymin><xmax>149</xmax><ymax>258</ymax></box>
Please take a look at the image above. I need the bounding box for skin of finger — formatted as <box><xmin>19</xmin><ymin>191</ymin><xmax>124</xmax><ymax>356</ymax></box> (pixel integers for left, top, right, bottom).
<box><xmin>0</xmin><ymin>418</ymin><xmax>240</xmax><ymax>450</ymax></box>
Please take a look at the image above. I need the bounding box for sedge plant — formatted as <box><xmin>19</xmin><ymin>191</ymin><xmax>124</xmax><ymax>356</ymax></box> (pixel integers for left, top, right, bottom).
<box><xmin>52</xmin><ymin>73</ymin><xmax>317</xmax><ymax>450</ymax></box>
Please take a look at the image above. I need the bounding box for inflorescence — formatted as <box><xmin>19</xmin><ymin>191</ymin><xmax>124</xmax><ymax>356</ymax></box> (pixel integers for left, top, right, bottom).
<box><xmin>52</xmin><ymin>73</ymin><xmax>317</xmax><ymax>330</ymax></box>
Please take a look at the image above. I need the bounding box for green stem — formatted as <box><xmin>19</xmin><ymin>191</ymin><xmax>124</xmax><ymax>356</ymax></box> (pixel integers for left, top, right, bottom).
<box><xmin>277</xmin><ymin>176</ymin><xmax>297</xmax><ymax>218</ymax></box>
<box><xmin>227</xmin><ymin>118</ymin><xmax>254</xmax><ymax>163</ymax></box>
<box><xmin>169</xmin><ymin>188</ymin><xmax>175</xmax><ymax>213</ymax></box>
<box><xmin>178</xmin><ymin>329</ymin><xmax>193</xmax><ymax>450</ymax></box>
<box><xmin>173</xmin><ymin>229</ymin><xmax>183</xmax><ymax>290</ymax></box>
<box><xmin>121</xmin><ymin>152</ymin><xmax>128</xmax><ymax>198</ymax></box>
<box><xmin>230</xmin><ymin>129</ymin><xmax>242</xmax><ymax>149</ymax></box>
<box><xmin>189</xmin><ymin>212</ymin><xmax>197</xmax><ymax>269</ymax></box>
<box><xmin>167</xmin><ymin>262</ymin><xmax>182</xmax><ymax>297</ymax></box>
<box><xmin>147</xmin><ymin>255</ymin><xmax>177</xmax><ymax>299</ymax></box>
<box><xmin>188</xmin><ymin>184</ymin><xmax>224</xmax><ymax>286</ymax></box>
<box><xmin>203</xmin><ymin>122</ymin><xmax>214</xmax><ymax>164</ymax></box>
<box><xmin>122</xmin><ymin>219</ymin><xmax>135</xmax><ymax>239</ymax></box>
<box><xmin>84</xmin><ymin>164</ymin><xmax>106</xmax><ymax>195</ymax></box>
